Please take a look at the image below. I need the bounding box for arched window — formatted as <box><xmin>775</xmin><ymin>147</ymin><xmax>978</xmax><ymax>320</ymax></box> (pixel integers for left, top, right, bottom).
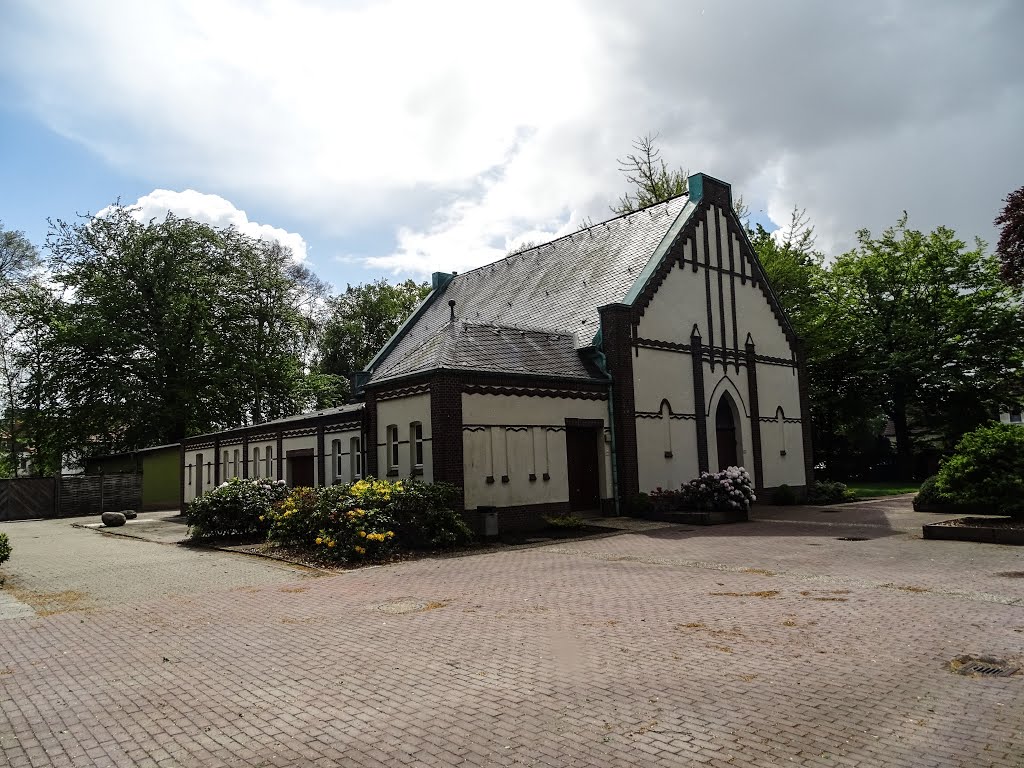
<box><xmin>332</xmin><ymin>439</ymin><xmax>342</xmax><ymax>482</ymax></box>
<box><xmin>777</xmin><ymin>407</ymin><xmax>787</xmax><ymax>456</ymax></box>
<box><xmin>410</xmin><ymin>422</ymin><xmax>423</xmax><ymax>472</ymax></box>
<box><xmin>233</xmin><ymin>449</ymin><xmax>240</xmax><ymax>478</ymax></box>
<box><xmin>350</xmin><ymin>436</ymin><xmax>362</xmax><ymax>480</ymax></box>
<box><xmin>660</xmin><ymin>400</ymin><xmax>673</xmax><ymax>458</ymax></box>
<box><xmin>253</xmin><ymin>447</ymin><xmax>261</xmax><ymax>478</ymax></box>
<box><xmin>266</xmin><ymin>445</ymin><xmax>274</xmax><ymax>479</ymax></box>
<box><xmin>223</xmin><ymin>451</ymin><xmax>229</xmax><ymax>479</ymax></box>
<box><xmin>387</xmin><ymin>425</ymin><xmax>399</xmax><ymax>474</ymax></box>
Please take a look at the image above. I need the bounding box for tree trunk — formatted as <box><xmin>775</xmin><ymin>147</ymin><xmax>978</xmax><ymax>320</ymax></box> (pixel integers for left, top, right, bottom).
<box><xmin>892</xmin><ymin>386</ymin><xmax>913</xmax><ymax>480</ymax></box>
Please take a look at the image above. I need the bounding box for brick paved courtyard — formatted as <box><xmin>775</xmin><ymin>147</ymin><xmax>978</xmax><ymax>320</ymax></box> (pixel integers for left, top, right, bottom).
<box><xmin>1</xmin><ymin>498</ymin><xmax>1022</xmax><ymax>767</ymax></box>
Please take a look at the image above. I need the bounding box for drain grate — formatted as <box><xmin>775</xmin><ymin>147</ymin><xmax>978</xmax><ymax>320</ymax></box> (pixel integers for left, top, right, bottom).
<box><xmin>951</xmin><ymin>655</ymin><xmax>1020</xmax><ymax>678</ymax></box>
<box><xmin>836</xmin><ymin>536</ymin><xmax>869</xmax><ymax>542</ymax></box>
<box><xmin>376</xmin><ymin>598</ymin><xmax>428</xmax><ymax>615</ymax></box>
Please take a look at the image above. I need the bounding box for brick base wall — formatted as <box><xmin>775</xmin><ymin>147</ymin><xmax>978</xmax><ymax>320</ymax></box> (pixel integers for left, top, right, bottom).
<box><xmin>462</xmin><ymin>500</ymin><xmax>614</xmax><ymax>534</ymax></box>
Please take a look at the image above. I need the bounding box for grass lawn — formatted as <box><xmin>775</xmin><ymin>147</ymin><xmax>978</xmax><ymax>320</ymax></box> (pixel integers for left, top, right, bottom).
<box><xmin>845</xmin><ymin>481</ymin><xmax>921</xmax><ymax>499</ymax></box>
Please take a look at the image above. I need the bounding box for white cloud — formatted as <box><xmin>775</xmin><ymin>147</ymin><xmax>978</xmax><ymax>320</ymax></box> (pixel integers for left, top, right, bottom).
<box><xmin>100</xmin><ymin>190</ymin><xmax>309</xmax><ymax>262</ymax></box>
<box><xmin>3</xmin><ymin>0</ymin><xmax>1022</xmax><ymax>277</ymax></box>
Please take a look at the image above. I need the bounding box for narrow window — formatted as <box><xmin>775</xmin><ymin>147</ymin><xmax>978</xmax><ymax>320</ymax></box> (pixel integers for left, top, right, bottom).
<box><xmin>387</xmin><ymin>425</ymin><xmax>399</xmax><ymax>472</ymax></box>
<box><xmin>253</xmin><ymin>447</ymin><xmax>261</xmax><ymax>478</ymax></box>
<box><xmin>351</xmin><ymin>436</ymin><xmax>362</xmax><ymax>480</ymax></box>
<box><xmin>207</xmin><ymin>458</ymin><xmax>212</xmax><ymax>484</ymax></box>
<box><xmin>233</xmin><ymin>449</ymin><xmax>239</xmax><ymax>478</ymax></box>
<box><xmin>332</xmin><ymin>439</ymin><xmax>342</xmax><ymax>482</ymax></box>
<box><xmin>410</xmin><ymin>422</ymin><xmax>423</xmax><ymax>469</ymax></box>
<box><xmin>266</xmin><ymin>445</ymin><xmax>273</xmax><ymax>479</ymax></box>
<box><xmin>223</xmin><ymin>451</ymin><xmax>229</xmax><ymax>479</ymax></box>
<box><xmin>187</xmin><ymin>463</ymin><xmax>192</xmax><ymax>486</ymax></box>
<box><xmin>1012</xmin><ymin>411</ymin><xmax>1023</xmax><ymax>424</ymax></box>
<box><xmin>777</xmin><ymin>407</ymin><xmax>787</xmax><ymax>456</ymax></box>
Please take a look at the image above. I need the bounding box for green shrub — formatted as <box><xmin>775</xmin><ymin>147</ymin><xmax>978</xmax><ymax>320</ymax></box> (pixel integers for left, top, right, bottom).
<box><xmin>187</xmin><ymin>477</ymin><xmax>289</xmax><ymax>539</ymax></box>
<box><xmin>805</xmin><ymin>480</ymin><xmax>856</xmax><ymax>505</ymax></box>
<box><xmin>628</xmin><ymin>493</ymin><xmax>654</xmax><ymax>516</ymax></box>
<box><xmin>0</xmin><ymin>532</ymin><xmax>11</xmax><ymax>565</ymax></box>
<box><xmin>937</xmin><ymin>422</ymin><xmax>1024</xmax><ymax>518</ymax></box>
<box><xmin>544</xmin><ymin>515</ymin><xmax>587</xmax><ymax>530</ymax></box>
<box><xmin>771</xmin><ymin>484</ymin><xmax>798</xmax><ymax>505</ymax></box>
<box><xmin>389</xmin><ymin>481</ymin><xmax>472</xmax><ymax>549</ymax></box>
<box><xmin>912</xmin><ymin>475</ymin><xmax>955</xmax><ymax>511</ymax></box>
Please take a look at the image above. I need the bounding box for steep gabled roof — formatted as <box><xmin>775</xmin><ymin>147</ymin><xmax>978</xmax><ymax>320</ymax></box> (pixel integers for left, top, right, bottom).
<box><xmin>368</xmin><ymin>194</ymin><xmax>694</xmax><ymax>385</ymax></box>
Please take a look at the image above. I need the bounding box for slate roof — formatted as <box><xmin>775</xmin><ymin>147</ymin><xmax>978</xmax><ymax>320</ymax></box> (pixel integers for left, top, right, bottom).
<box><xmin>369</xmin><ymin>194</ymin><xmax>694</xmax><ymax>384</ymax></box>
<box><xmin>187</xmin><ymin>403</ymin><xmax>365</xmax><ymax>441</ymax></box>
<box><xmin>372</xmin><ymin>321</ymin><xmax>596</xmax><ymax>381</ymax></box>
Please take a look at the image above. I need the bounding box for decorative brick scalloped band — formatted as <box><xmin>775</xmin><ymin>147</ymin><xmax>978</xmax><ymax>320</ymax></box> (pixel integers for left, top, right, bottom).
<box><xmin>462</xmin><ymin>385</ymin><xmax>607</xmax><ymax>401</ymax></box>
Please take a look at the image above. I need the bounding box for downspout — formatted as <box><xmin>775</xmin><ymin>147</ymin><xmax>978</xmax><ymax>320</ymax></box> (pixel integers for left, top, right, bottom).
<box><xmin>592</xmin><ymin>344</ymin><xmax>620</xmax><ymax>517</ymax></box>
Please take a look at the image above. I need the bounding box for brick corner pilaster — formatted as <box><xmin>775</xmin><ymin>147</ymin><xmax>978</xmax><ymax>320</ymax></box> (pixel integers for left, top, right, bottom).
<box><xmin>599</xmin><ymin>303</ymin><xmax>640</xmax><ymax>509</ymax></box>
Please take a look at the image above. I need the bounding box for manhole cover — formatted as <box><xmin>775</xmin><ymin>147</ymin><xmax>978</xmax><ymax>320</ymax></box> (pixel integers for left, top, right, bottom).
<box><xmin>376</xmin><ymin>598</ymin><xmax>429</xmax><ymax>615</ymax></box>
<box><xmin>996</xmin><ymin>571</ymin><xmax>1024</xmax><ymax>578</ymax></box>
<box><xmin>836</xmin><ymin>537</ymin><xmax>869</xmax><ymax>542</ymax></box>
<box><xmin>950</xmin><ymin>655</ymin><xmax>1020</xmax><ymax>678</ymax></box>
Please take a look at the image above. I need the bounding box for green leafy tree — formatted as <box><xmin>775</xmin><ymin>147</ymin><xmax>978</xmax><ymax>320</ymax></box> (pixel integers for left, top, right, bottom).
<box><xmin>994</xmin><ymin>185</ymin><xmax>1024</xmax><ymax>287</ymax></box>
<box><xmin>318</xmin><ymin>279</ymin><xmax>430</xmax><ymax>381</ymax></box>
<box><xmin>17</xmin><ymin>206</ymin><xmax>339</xmax><ymax>465</ymax></box>
<box><xmin>0</xmin><ymin>222</ymin><xmax>40</xmax><ymax>286</ymax></box>
<box><xmin>826</xmin><ymin>216</ymin><xmax>1024</xmax><ymax>477</ymax></box>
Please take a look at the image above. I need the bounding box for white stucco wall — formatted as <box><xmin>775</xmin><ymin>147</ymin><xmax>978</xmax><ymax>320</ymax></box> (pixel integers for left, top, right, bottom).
<box><xmin>462</xmin><ymin>393</ymin><xmax>611</xmax><ymax>510</ymax></box>
<box><xmin>376</xmin><ymin>394</ymin><xmax>433</xmax><ymax>482</ymax></box>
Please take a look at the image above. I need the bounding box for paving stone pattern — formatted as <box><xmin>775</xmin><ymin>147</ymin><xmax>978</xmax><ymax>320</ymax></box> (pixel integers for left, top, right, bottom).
<box><xmin>1</xmin><ymin>498</ymin><xmax>1023</xmax><ymax>767</ymax></box>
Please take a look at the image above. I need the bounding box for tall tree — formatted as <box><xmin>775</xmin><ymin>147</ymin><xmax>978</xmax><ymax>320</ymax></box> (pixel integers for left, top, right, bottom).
<box><xmin>826</xmin><ymin>216</ymin><xmax>1024</xmax><ymax>477</ymax></box>
<box><xmin>25</xmin><ymin>206</ymin><xmax>338</xmax><ymax>462</ymax></box>
<box><xmin>0</xmin><ymin>222</ymin><xmax>40</xmax><ymax>286</ymax></box>
<box><xmin>994</xmin><ymin>185</ymin><xmax>1024</xmax><ymax>287</ymax></box>
<box><xmin>612</xmin><ymin>133</ymin><xmax>688</xmax><ymax>215</ymax></box>
<box><xmin>317</xmin><ymin>279</ymin><xmax>430</xmax><ymax>382</ymax></box>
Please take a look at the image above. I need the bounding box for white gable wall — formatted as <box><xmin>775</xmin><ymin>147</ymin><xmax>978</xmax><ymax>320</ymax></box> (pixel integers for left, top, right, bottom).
<box><xmin>632</xmin><ymin>202</ymin><xmax>807</xmax><ymax>491</ymax></box>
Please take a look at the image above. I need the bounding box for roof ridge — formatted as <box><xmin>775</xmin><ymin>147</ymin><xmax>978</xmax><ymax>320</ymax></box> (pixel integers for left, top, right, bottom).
<box><xmin>452</xmin><ymin>193</ymin><xmax>688</xmax><ymax>282</ymax></box>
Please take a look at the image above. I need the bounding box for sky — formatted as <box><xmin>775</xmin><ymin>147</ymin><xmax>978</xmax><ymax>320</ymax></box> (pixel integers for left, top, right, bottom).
<box><xmin>1</xmin><ymin>0</ymin><xmax>1021</xmax><ymax>291</ymax></box>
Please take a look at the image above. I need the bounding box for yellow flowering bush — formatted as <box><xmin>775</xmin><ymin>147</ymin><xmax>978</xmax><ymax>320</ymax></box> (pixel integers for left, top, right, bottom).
<box><xmin>261</xmin><ymin>477</ymin><xmax>467</xmax><ymax>562</ymax></box>
<box><xmin>267</xmin><ymin>481</ymin><xmax>400</xmax><ymax>561</ymax></box>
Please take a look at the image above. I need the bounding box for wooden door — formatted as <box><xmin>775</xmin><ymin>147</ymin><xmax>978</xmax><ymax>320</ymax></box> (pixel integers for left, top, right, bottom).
<box><xmin>566</xmin><ymin>427</ymin><xmax>601</xmax><ymax>513</ymax></box>
<box><xmin>288</xmin><ymin>455</ymin><xmax>315</xmax><ymax>488</ymax></box>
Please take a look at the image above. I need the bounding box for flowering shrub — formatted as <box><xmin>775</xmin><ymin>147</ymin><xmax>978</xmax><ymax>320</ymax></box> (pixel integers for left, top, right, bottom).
<box><xmin>937</xmin><ymin>422</ymin><xmax>1024</xmax><ymax>518</ymax></box>
<box><xmin>268</xmin><ymin>482</ymin><xmax>397</xmax><ymax>561</ymax></box>
<box><xmin>0</xmin><ymin>532</ymin><xmax>11</xmax><ymax>565</ymax></box>
<box><xmin>187</xmin><ymin>477</ymin><xmax>289</xmax><ymax>539</ymax></box>
<box><xmin>681</xmin><ymin>466</ymin><xmax>757</xmax><ymax>512</ymax></box>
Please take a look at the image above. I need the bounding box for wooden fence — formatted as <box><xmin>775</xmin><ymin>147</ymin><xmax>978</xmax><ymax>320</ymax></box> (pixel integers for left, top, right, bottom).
<box><xmin>0</xmin><ymin>473</ymin><xmax>142</xmax><ymax>522</ymax></box>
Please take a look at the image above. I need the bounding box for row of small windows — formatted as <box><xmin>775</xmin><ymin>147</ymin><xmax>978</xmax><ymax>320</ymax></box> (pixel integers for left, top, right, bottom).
<box><xmin>329</xmin><ymin>436</ymin><xmax>362</xmax><ymax>482</ymax></box>
<box><xmin>188</xmin><ymin>427</ymin><xmax>424</xmax><ymax>486</ymax></box>
<box><xmin>187</xmin><ymin>445</ymin><xmax>275</xmax><ymax>485</ymax></box>
<box><xmin>386</xmin><ymin>422</ymin><xmax>423</xmax><ymax>474</ymax></box>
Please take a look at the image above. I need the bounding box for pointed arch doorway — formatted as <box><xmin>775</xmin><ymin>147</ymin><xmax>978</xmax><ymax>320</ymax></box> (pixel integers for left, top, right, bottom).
<box><xmin>715</xmin><ymin>395</ymin><xmax>740</xmax><ymax>470</ymax></box>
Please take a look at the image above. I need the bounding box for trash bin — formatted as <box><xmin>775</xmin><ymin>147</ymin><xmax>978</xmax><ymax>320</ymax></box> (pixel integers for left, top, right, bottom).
<box><xmin>479</xmin><ymin>506</ymin><xmax>499</xmax><ymax>538</ymax></box>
